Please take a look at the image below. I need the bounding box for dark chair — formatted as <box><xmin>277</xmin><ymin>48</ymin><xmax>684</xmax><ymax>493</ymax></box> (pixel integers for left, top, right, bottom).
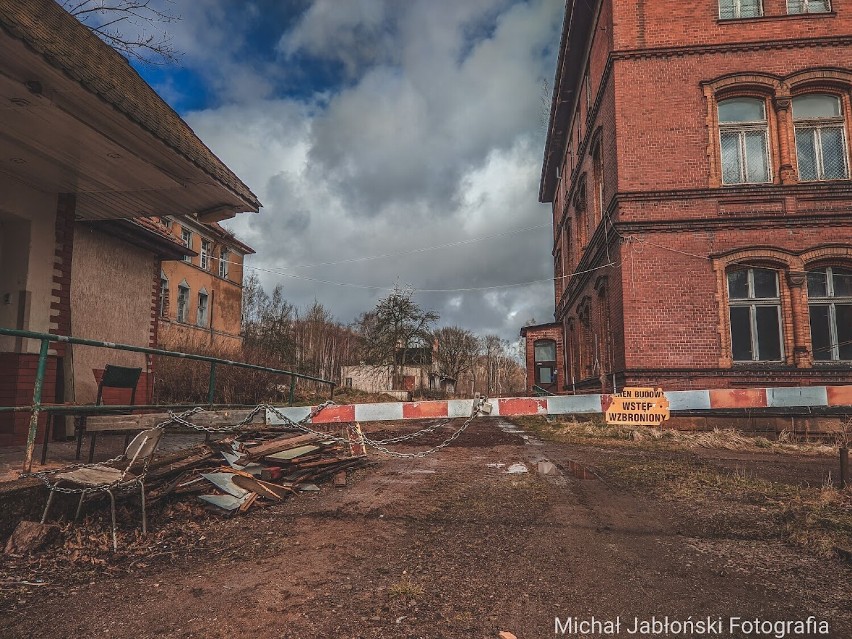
<box><xmin>76</xmin><ymin>365</ymin><xmax>142</xmax><ymax>463</ymax></box>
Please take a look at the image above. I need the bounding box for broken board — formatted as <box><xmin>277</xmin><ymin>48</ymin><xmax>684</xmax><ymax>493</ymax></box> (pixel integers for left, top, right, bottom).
<box><xmin>265</xmin><ymin>445</ymin><xmax>320</xmax><ymax>461</ymax></box>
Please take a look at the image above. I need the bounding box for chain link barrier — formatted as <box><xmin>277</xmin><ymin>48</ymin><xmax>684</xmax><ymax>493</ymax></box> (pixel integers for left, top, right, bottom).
<box><xmin>25</xmin><ymin>398</ymin><xmax>492</xmax><ymax>489</ymax></box>
<box><xmin>261</xmin><ymin>397</ymin><xmax>490</xmax><ymax>459</ymax></box>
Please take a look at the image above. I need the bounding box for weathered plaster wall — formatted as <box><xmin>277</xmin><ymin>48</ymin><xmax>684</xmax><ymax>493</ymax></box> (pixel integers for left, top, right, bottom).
<box><xmin>0</xmin><ymin>174</ymin><xmax>57</xmax><ymax>353</ymax></box>
<box><xmin>70</xmin><ymin>226</ymin><xmax>154</xmax><ymax>403</ymax></box>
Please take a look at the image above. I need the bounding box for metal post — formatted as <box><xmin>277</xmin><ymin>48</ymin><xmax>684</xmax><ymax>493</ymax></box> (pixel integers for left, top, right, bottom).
<box><xmin>207</xmin><ymin>362</ymin><xmax>217</xmax><ymax>408</ymax></box>
<box><xmin>23</xmin><ymin>338</ymin><xmax>50</xmax><ymax>473</ymax></box>
<box><xmin>841</xmin><ymin>447</ymin><xmax>849</xmax><ymax>489</ymax></box>
<box><xmin>289</xmin><ymin>376</ymin><xmax>296</xmax><ymax>406</ymax></box>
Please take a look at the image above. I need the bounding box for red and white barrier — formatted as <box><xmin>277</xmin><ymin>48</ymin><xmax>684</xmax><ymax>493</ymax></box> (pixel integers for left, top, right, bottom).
<box><xmin>266</xmin><ymin>384</ymin><xmax>852</xmax><ymax>425</ymax></box>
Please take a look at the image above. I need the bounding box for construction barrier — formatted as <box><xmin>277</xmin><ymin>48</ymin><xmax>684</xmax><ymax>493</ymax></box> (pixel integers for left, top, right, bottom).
<box><xmin>267</xmin><ymin>384</ymin><xmax>852</xmax><ymax>425</ymax></box>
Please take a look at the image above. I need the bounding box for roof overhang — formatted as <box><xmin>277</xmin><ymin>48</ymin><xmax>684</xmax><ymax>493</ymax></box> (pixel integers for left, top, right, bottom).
<box><xmin>539</xmin><ymin>0</ymin><xmax>597</xmax><ymax>203</ymax></box>
<box><xmin>520</xmin><ymin>322</ymin><xmax>562</xmax><ymax>337</ymax></box>
<box><xmin>81</xmin><ymin>218</ymin><xmax>196</xmax><ymax>260</ymax></box>
<box><xmin>0</xmin><ymin>0</ymin><xmax>261</xmax><ymax>221</ymax></box>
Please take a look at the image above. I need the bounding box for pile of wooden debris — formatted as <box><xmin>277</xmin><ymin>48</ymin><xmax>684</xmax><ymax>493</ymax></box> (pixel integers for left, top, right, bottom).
<box><xmin>145</xmin><ymin>424</ymin><xmax>369</xmax><ymax>515</ymax></box>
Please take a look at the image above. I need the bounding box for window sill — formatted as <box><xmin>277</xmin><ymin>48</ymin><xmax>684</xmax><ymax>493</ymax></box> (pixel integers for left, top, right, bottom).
<box><xmin>717</xmin><ymin>12</ymin><xmax>835</xmax><ymax>25</ymax></box>
<box><xmin>795</xmin><ymin>177</ymin><xmax>851</xmax><ymax>184</ymax></box>
<box><xmin>730</xmin><ymin>361</ymin><xmax>790</xmax><ymax>367</ymax></box>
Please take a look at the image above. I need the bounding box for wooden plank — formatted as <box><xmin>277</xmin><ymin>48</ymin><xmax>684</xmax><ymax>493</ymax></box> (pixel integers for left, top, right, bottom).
<box><xmin>238</xmin><ymin>433</ymin><xmax>322</xmax><ymax>462</ymax></box>
<box><xmin>85</xmin><ymin>409</ymin><xmax>262</xmax><ymax>432</ymax></box>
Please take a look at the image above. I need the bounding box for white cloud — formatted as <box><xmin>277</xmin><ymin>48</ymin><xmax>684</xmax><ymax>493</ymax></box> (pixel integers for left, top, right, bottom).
<box><xmin>179</xmin><ymin>0</ymin><xmax>563</xmax><ymax>340</ymax></box>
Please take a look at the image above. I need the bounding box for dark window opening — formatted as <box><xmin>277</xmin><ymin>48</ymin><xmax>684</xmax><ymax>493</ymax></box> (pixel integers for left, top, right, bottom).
<box><xmin>807</xmin><ymin>266</ymin><xmax>852</xmax><ymax>361</ymax></box>
<box><xmin>727</xmin><ymin>268</ymin><xmax>783</xmax><ymax>362</ymax></box>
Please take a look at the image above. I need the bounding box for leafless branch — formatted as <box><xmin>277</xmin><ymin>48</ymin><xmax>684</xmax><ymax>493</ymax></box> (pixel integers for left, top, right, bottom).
<box><xmin>61</xmin><ymin>0</ymin><xmax>181</xmax><ymax>65</ymax></box>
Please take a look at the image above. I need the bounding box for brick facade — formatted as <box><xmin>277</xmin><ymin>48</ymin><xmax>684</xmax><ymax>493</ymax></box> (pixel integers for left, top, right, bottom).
<box><xmin>520</xmin><ymin>323</ymin><xmax>565</xmax><ymax>394</ymax></box>
<box><xmin>532</xmin><ymin>0</ymin><xmax>852</xmax><ymax>394</ymax></box>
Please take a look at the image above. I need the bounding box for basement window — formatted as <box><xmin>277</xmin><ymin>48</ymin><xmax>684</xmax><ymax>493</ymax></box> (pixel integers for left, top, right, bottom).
<box><xmin>197</xmin><ymin>289</ymin><xmax>209</xmax><ymax>327</ymax></box>
<box><xmin>719</xmin><ymin>0</ymin><xmax>763</xmax><ymax>19</ymax></box>
<box><xmin>807</xmin><ymin>266</ymin><xmax>852</xmax><ymax>361</ymax></box>
<box><xmin>787</xmin><ymin>0</ymin><xmax>830</xmax><ymax>13</ymax></box>
<box><xmin>728</xmin><ymin>268</ymin><xmax>783</xmax><ymax>362</ymax></box>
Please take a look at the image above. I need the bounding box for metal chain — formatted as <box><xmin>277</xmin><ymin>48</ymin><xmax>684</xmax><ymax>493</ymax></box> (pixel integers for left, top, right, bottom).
<box><xmin>368</xmin><ymin>419</ymin><xmax>452</xmax><ymax>445</ymax></box>
<box><xmin>263</xmin><ymin>398</ymin><xmax>487</xmax><ymax>458</ymax></box>
<box><xmin>360</xmin><ymin>411</ymin><xmax>480</xmax><ymax>458</ymax></box>
<box><xmin>26</xmin><ymin>399</ymin><xmax>485</xmax><ymax>493</ymax></box>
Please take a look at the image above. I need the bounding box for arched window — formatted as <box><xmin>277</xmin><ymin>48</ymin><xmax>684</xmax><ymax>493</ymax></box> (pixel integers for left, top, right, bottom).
<box><xmin>793</xmin><ymin>94</ymin><xmax>849</xmax><ymax>181</ymax></box>
<box><xmin>718</xmin><ymin>98</ymin><xmax>771</xmax><ymax>185</ymax></box>
<box><xmin>807</xmin><ymin>266</ymin><xmax>852</xmax><ymax>361</ymax></box>
<box><xmin>533</xmin><ymin>339</ymin><xmax>557</xmax><ymax>386</ymax></box>
<box><xmin>592</xmin><ymin>137</ymin><xmax>604</xmax><ymax>225</ymax></box>
<box><xmin>727</xmin><ymin>267</ymin><xmax>783</xmax><ymax>361</ymax></box>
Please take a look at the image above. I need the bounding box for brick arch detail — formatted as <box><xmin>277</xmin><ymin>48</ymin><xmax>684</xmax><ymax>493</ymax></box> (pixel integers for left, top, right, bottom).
<box><xmin>712</xmin><ymin>247</ymin><xmax>800</xmax><ymax>369</ymax></box>
<box><xmin>703</xmin><ymin>72</ymin><xmax>783</xmax><ymax>98</ymax></box>
<box><xmin>799</xmin><ymin>244</ymin><xmax>852</xmax><ymax>267</ymax></box>
<box><xmin>702</xmin><ymin>68</ymin><xmax>852</xmax><ymax>187</ymax></box>
<box><xmin>785</xmin><ymin>68</ymin><xmax>852</xmax><ymax>93</ymax></box>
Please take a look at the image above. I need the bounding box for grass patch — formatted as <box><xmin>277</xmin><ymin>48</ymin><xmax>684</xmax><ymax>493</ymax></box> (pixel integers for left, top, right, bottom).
<box><xmin>514</xmin><ymin>416</ymin><xmax>834</xmax><ymax>456</ymax></box>
<box><xmin>605</xmin><ymin>454</ymin><xmax>852</xmax><ymax>557</ymax></box>
<box><xmin>780</xmin><ymin>486</ymin><xmax>852</xmax><ymax>558</ymax></box>
<box><xmin>388</xmin><ymin>575</ymin><xmax>424</xmax><ymax>601</ymax></box>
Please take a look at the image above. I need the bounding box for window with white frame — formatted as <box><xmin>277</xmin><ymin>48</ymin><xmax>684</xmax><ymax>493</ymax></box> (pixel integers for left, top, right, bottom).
<box><xmin>200</xmin><ymin>239</ymin><xmax>211</xmax><ymax>270</ymax></box>
<box><xmin>159</xmin><ymin>273</ymin><xmax>168</xmax><ymax>318</ymax></box>
<box><xmin>787</xmin><ymin>0</ymin><xmax>830</xmax><ymax>13</ymax></box>
<box><xmin>793</xmin><ymin>94</ymin><xmax>849</xmax><ymax>181</ymax></box>
<box><xmin>197</xmin><ymin>289</ymin><xmax>209</xmax><ymax>327</ymax></box>
<box><xmin>219</xmin><ymin>248</ymin><xmax>229</xmax><ymax>279</ymax></box>
<box><xmin>719</xmin><ymin>0</ymin><xmax>763</xmax><ymax>19</ymax></box>
<box><xmin>728</xmin><ymin>268</ymin><xmax>783</xmax><ymax>361</ymax></box>
<box><xmin>718</xmin><ymin>98</ymin><xmax>771</xmax><ymax>185</ymax></box>
<box><xmin>176</xmin><ymin>281</ymin><xmax>190</xmax><ymax>323</ymax></box>
<box><xmin>807</xmin><ymin>266</ymin><xmax>852</xmax><ymax>361</ymax></box>
<box><xmin>181</xmin><ymin>228</ymin><xmax>192</xmax><ymax>263</ymax></box>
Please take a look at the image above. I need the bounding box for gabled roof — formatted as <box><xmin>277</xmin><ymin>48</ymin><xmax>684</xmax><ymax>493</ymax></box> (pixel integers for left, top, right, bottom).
<box><xmin>0</xmin><ymin>0</ymin><xmax>260</xmax><ymax>213</ymax></box>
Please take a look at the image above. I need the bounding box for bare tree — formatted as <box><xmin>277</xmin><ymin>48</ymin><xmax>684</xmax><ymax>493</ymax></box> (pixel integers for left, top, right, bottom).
<box><xmin>357</xmin><ymin>286</ymin><xmax>439</xmax><ymax>388</ymax></box>
<box><xmin>433</xmin><ymin>326</ymin><xmax>479</xmax><ymax>393</ymax></box>
<box><xmin>62</xmin><ymin>0</ymin><xmax>181</xmax><ymax>64</ymax></box>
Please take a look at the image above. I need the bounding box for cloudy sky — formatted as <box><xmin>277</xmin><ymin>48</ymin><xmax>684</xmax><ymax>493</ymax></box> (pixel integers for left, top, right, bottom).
<box><xmin>129</xmin><ymin>0</ymin><xmax>564</xmax><ymax>340</ymax></box>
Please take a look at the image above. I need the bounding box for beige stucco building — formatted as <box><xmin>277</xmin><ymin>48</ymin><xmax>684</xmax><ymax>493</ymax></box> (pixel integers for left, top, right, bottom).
<box><xmin>158</xmin><ymin>215</ymin><xmax>255</xmax><ymax>353</ymax></box>
<box><xmin>0</xmin><ymin>0</ymin><xmax>260</xmax><ymax>445</ymax></box>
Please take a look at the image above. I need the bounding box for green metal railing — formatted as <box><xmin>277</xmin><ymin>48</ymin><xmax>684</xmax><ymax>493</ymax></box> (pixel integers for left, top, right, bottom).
<box><xmin>0</xmin><ymin>327</ymin><xmax>336</xmax><ymax>473</ymax></box>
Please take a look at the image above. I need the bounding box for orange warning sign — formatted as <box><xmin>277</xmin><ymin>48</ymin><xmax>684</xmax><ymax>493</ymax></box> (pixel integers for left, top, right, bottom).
<box><xmin>605</xmin><ymin>387</ymin><xmax>670</xmax><ymax>426</ymax></box>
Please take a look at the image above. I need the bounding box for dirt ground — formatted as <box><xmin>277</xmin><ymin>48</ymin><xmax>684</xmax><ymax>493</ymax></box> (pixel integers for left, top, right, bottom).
<box><xmin>1</xmin><ymin>417</ymin><xmax>850</xmax><ymax>639</ymax></box>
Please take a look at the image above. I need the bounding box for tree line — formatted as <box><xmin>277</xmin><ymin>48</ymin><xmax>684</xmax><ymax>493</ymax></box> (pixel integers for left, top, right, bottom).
<box><xmin>238</xmin><ymin>275</ymin><xmax>525</xmax><ymax>398</ymax></box>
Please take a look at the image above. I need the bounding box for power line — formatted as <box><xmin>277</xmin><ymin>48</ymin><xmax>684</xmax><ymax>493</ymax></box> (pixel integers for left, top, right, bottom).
<box><xmin>245</xmin><ymin>259</ymin><xmax>619</xmax><ymax>294</ymax></box>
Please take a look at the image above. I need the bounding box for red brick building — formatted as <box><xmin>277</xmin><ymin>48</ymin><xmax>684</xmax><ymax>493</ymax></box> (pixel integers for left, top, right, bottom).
<box><xmin>525</xmin><ymin>0</ymin><xmax>852</xmax><ymax>394</ymax></box>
